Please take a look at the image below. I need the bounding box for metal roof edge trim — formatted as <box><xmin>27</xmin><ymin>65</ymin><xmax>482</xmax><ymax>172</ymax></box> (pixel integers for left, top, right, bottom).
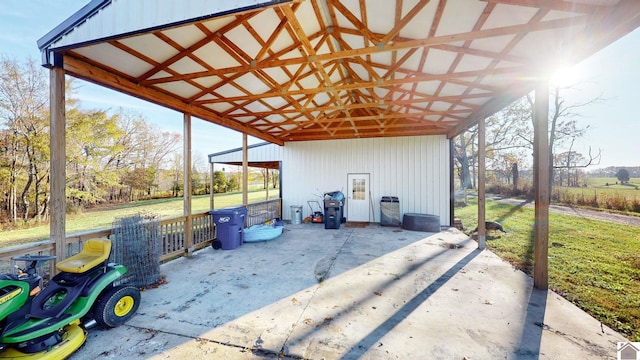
<box><xmin>37</xmin><ymin>0</ymin><xmax>111</xmax><ymax>53</ymax></box>
<box><xmin>37</xmin><ymin>0</ymin><xmax>294</xmax><ymax>67</ymax></box>
<box><xmin>208</xmin><ymin>141</ymin><xmax>276</xmax><ymax>162</ymax></box>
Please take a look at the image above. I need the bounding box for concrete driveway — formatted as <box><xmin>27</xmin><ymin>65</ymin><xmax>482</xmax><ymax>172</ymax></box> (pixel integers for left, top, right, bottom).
<box><xmin>70</xmin><ymin>224</ymin><xmax>626</xmax><ymax>359</ymax></box>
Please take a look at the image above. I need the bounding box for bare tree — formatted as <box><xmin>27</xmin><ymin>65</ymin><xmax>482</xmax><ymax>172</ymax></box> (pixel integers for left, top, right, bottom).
<box><xmin>525</xmin><ymin>84</ymin><xmax>603</xmax><ymax>189</ymax></box>
<box><xmin>454</xmin><ymin>128</ymin><xmax>476</xmax><ymax>190</ymax></box>
<box><xmin>454</xmin><ymin>82</ymin><xmax>604</xmax><ymax>194</ymax></box>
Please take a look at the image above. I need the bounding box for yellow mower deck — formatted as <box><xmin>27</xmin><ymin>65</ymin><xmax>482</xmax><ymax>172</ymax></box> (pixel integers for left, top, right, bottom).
<box><xmin>0</xmin><ymin>324</ymin><xmax>86</xmax><ymax>359</ymax></box>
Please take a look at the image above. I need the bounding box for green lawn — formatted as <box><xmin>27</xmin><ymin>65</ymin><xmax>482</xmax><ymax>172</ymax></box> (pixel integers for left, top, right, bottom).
<box><xmin>455</xmin><ymin>199</ymin><xmax>640</xmax><ymax>341</ymax></box>
<box><xmin>0</xmin><ymin>189</ymin><xmax>279</xmax><ymax>248</ymax></box>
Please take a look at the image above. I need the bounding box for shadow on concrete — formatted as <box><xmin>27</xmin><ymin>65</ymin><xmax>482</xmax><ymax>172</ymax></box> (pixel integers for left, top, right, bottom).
<box><xmin>277</xmin><ymin>237</ymin><xmax>477</xmax><ymax>357</ymax></box>
<box><xmin>516</xmin><ymin>288</ymin><xmax>548</xmax><ymax>359</ymax></box>
<box><xmin>340</xmin><ymin>248</ymin><xmax>482</xmax><ymax>359</ymax></box>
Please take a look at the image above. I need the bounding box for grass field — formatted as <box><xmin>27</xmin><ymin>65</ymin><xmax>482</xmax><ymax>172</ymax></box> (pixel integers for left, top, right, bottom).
<box><xmin>455</xmin><ymin>198</ymin><xmax>640</xmax><ymax>341</ymax></box>
<box><xmin>0</xmin><ymin>189</ymin><xmax>279</xmax><ymax>248</ymax></box>
<box><xmin>549</xmin><ymin>177</ymin><xmax>640</xmax><ymax>213</ymax></box>
<box><xmin>579</xmin><ymin>177</ymin><xmax>640</xmax><ymax>199</ymax></box>
<box><xmin>551</xmin><ymin>177</ymin><xmax>640</xmax><ymax>199</ymax></box>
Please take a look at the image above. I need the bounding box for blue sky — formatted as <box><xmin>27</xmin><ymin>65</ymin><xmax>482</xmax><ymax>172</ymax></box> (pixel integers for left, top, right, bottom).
<box><xmin>1</xmin><ymin>1</ymin><xmax>638</xmax><ymax>170</ymax></box>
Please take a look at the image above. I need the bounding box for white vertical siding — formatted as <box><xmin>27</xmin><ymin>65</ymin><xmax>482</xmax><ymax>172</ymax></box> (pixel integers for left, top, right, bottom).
<box><xmin>282</xmin><ymin>136</ymin><xmax>450</xmax><ymax>225</ymax></box>
<box><xmin>208</xmin><ymin>136</ymin><xmax>451</xmax><ymax>225</ymax></box>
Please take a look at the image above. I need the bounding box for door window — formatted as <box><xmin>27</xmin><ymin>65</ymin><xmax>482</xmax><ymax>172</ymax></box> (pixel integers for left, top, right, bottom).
<box><xmin>352</xmin><ymin>178</ymin><xmax>365</xmax><ymax>200</ymax></box>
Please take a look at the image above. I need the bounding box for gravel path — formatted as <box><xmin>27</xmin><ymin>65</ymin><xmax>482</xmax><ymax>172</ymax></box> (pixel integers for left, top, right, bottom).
<box><xmin>497</xmin><ymin>197</ymin><xmax>640</xmax><ymax>227</ymax></box>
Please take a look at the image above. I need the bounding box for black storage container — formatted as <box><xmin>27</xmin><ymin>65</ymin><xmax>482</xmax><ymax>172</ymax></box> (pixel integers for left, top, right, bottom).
<box><xmin>209</xmin><ymin>206</ymin><xmax>247</xmax><ymax>250</ymax></box>
<box><xmin>324</xmin><ymin>199</ymin><xmax>341</xmax><ymax>229</ymax></box>
<box><xmin>380</xmin><ymin>196</ymin><xmax>400</xmax><ymax>226</ymax></box>
<box><xmin>324</xmin><ymin>191</ymin><xmax>346</xmax><ymax>224</ymax></box>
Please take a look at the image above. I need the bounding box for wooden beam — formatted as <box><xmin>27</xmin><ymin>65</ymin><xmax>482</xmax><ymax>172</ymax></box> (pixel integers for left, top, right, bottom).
<box><xmin>194</xmin><ymin>66</ymin><xmax>525</xmax><ymax>106</ymax></box>
<box><xmin>533</xmin><ymin>80</ymin><xmax>550</xmax><ymax>290</ymax></box>
<box><xmin>381</xmin><ymin>0</ymin><xmax>431</xmax><ymax>43</ymax></box>
<box><xmin>50</xmin><ymin>66</ymin><xmax>66</xmax><ymax>264</ymax></box>
<box><xmin>151</xmin><ymin>15</ymin><xmax>588</xmax><ymax>83</ymax></box>
<box><xmin>477</xmin><ymin>118</ymin><xmax>486</xmax><ymax>250</ymax></box>
<box><xmin>479</xmin><ymin>0</ymin><xmax>609</xmax><ymax>14</ymax></box>
<box><xmin>276</xmin><ymin>128</ymin><xmax>446</xmax><ymax>141</ymax></box>
<box><xmin>446</xmin><ymin>85</ymin><xmax>530</xmax><ymax>138</ymax></box>
<box><xmin>183</xmin><ymin>113</ymin><xmax>193</xmax><ymax>256</ymax></box>
<box><xmin>62</xmin><ymin>56</ymin><xmax>284</xmax><ymax>146</ymax></box>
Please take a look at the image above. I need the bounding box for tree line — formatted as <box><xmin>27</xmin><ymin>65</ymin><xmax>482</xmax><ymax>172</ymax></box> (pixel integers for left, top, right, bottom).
<box><xmin>0</xmin><ymin>57</ymin><xmax>281</xmax><ymax>227</ymax></box>
<box><xmin>454</xmin><ymin>83</ymin><xmax>604</xmax><ymax>194</ymax></box>
<box><xmin>0</xmin><ymin>57</ymin><xmax>191</xmax><ymax>225</ymax></box>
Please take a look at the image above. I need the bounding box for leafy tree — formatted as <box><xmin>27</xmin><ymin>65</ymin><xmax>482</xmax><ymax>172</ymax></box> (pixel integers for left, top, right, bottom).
<box><xmin>227</xmin><ymin>172</ymin><xmax>240</xmax><ymax>193</ymax></box>
<box><xmin>212</xmin><ymin>170</ymin><xmax>228</xmax><ymax>193</ymax></box>
<box><xmin>0</xmin><ymin>59</ymin><xmax>187</xmax><ymax>226</ymax></box>
<box><xmin>190</xmin><ymin>152</ymin><xmax>207</xmax><ymax>195</ymax></box>
<box><xmin>0</xmin><ymin>57</ymin><xmax>50</xmax><ymax>221</ymax></box>
<box><xmin>66</xmin><ymin>108</ymin><xmax>124</xmax><ymax>205</ymax></box>
<box><xmin>121</xmin><ymin>167</ymin><xmax>156</xmax><ymax>200</ymax></box>
<box><xmin>616</xmin><ymin>168</ymin><xmax>630</xmax><ymax>184</ymax></box>
<box><xmin>111</xmin><ymin>110</ymin><xmax>181</xmax><ymax>198</ymax></box>
<box><xmin>190</xmin><ymin>165</ymin><xmax>205</xmax><ymax>195</ymax></box>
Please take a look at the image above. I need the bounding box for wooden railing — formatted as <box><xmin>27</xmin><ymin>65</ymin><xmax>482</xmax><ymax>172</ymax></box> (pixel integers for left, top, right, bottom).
<box><xmin>0</xmin><ymin>199</ymin><xmax>282</xmax><ymax>274</ymax></box>
<box><xmin>246</xmin><ymin>198</ymin><xmax>282</xmax><ymax>227</ymax></box>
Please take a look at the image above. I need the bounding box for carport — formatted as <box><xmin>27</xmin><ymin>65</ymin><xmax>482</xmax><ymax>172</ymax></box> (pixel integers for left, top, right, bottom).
<box><xmin>38</xmin><ymin>0</ymin><xmax>640</xmax><ymax>291</ymax></box>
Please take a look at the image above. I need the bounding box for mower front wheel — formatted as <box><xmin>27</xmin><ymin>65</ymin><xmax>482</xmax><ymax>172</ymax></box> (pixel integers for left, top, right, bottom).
<box><xmin>94</xmin><ymin>285</ymin><xmax>140</xmax><ymax>328</ymax></box>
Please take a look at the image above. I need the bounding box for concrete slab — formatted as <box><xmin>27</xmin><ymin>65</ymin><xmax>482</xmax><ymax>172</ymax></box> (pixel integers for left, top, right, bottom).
<box><xmin>69</xmin><ymin>224</ymin><xmax>626</xmax><ymax>359</ymax></box>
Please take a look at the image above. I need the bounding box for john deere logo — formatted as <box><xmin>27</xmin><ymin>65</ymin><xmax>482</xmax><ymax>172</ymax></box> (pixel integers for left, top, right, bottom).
<box><xmin>218</xmin><ymin>216</ymin><xmax>231</xmax><ymax>223</ymax></box>
<box><xmin>0</xmin><ymin>288</ymin><xmax>23</xmax><ymax>305</ymax></box>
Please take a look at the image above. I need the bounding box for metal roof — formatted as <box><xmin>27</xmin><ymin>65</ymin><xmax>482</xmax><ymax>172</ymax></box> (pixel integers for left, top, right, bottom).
<box><xmin>38</xmin><ymin>0</ymin><xmax>640</xmax><ymax>145</ymax></box>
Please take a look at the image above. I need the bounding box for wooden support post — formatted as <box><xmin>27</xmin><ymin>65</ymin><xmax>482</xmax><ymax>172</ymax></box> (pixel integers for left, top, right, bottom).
<box><xmin>209</xmin><ymin>161</ymin><xmax>215</xmax><ymax>210</ymax></box>
<box><xmin>477</xmin><ymin>118</ymin><xmax>486</xmax><ymax>250</ymax></box>
<box><xmin>534</xmin><ymin>80</ymin><xmax>550</xmax><ymax>290</ymax></box>
<box><xmin>50</xmin><ymin>66</ymin><xmax>66</xmax><ymax>263</ymax></box>
<box><xmin>449</xmin><ymin>139</ymin><xmax>455</xmax><ymax>227</ymax></box>
<box><xmin>242</xmin><ymin>133</ymin><xmax>248</xmax><ymax>206</ymax></box>
<box><xmin>183</xmin><ymin>113</ymin><xmax>193</xmax><ymax>256</ymax></box>
<box><xmin>266</xmin><ymin>167</ymin><xmax>270</xmax><ymax>200</ymax></box>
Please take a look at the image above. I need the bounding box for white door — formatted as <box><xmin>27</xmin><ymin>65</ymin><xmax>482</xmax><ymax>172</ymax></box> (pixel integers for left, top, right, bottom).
<box><xmin>347</xmin><ymin>173</ymin><xmax>370</xmax><ymax>222</ymax></box>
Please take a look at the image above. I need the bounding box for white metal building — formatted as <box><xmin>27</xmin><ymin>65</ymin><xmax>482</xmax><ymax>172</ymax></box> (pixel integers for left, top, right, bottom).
<box><xmin>210</xmin><ymin>135</ymin><xmax>449</xmax><ymax>224</ymax></box>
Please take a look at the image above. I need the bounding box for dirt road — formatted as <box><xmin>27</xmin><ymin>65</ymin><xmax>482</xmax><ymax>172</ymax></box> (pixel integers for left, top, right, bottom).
<box><xmin>497</xmin><ymin>198</ymin><xmax>640</xmax><ymax>227</ymax></box>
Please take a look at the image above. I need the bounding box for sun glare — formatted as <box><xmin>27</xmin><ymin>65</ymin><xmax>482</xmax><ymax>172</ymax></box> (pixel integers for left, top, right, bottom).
<box><xmin>550</xmin><ymin>64</ymin><xmax>582</xmax><ymax>87</ymax></box>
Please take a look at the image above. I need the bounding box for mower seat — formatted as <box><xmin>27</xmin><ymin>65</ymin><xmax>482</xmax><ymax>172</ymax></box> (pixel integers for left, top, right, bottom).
<box><xmin>56</xmin><ymin>238</ymin><xmax>111</xmax><ymax>274</ymax></box>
